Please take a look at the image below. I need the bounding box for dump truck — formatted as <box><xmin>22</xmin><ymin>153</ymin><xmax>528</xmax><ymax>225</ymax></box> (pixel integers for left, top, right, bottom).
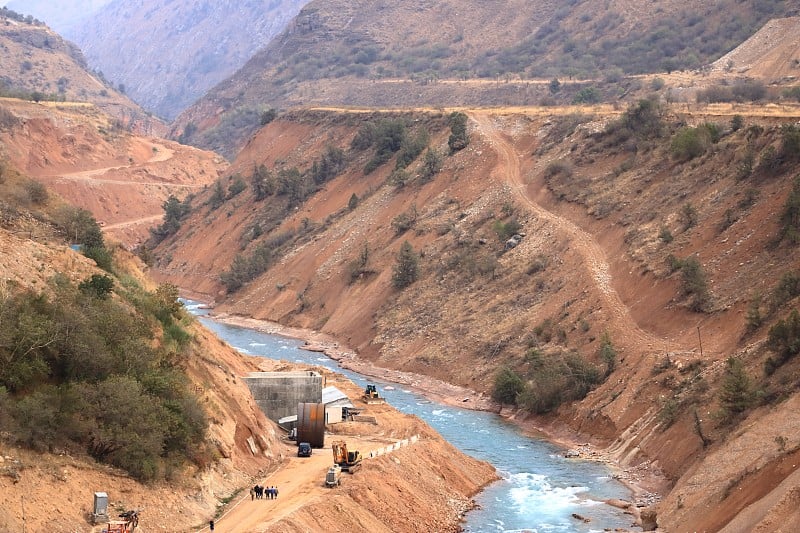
<box><xmin>362</xmin><ymin>384</ymin><xmax>385</xmax><ymax>404</ymax></box>
<box><xmin>325</xmin><ymin>465</ymin><xmax>342</xmax><ymax>487</ymax></box>
<box><xmin>331</xmin><ymin>440</ymin><xmax>362</xmax><ymax>472</ymax></box>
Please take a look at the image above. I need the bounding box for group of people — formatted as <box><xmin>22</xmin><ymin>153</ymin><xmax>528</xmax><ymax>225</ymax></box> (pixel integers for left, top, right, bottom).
<box><xmin>250</xmin><ymin>484</ymin><xmax>279</xmax><ymax>500</ymax></box>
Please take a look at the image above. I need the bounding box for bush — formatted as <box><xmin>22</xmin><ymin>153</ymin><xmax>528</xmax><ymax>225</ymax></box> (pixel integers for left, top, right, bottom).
<box><xmin>659</xmin><ymin>226</ymin><xmax>674</xmax><ymax>243</ymax></box>
<box><xmin>492</xmin><ymin>366</ymin><xmax>524</xmax><ymax>404</ymax></box>
<box><xmin>572</xmin><ymin>87</ymin><xmax>600</xmax><ymax>104</ymax></box>
<box><xmin>391</xmin><ymin>206</ymin><xmax>418</xmax><ymax>235</ymax></box>
<box><xmin>392</xmin><ymin>241</ymin><xmax>419</xmax><ymax>289</ymax></box>
<box><xmin>671</xmin><ymin>125</ymin><xmax>713</xmax><ymax>161</ymax></box>
<box><xmin>492</xmin><ymin>219</ymin><xmax>522</xmax><ymax>242</ymax></box>
<box><xmin>419</xmin><ymin>148</ymin><xmax>443</xmax><ymax>183</ymax></box>
<box><xmin>516</xmin><ymin>351</ymin><xmax>604</xmax><ymax>414</ymax></box>
<box><xmin>448</xmin><ymin>112</ymin><xmax>469</xmax><ymax>152</ymax></box>
<box><xmin>765</xmin><ymin>309</ymin><xmax>800</xmax><ymax>375</ymax></box>
<box><xmin>598</xmin><ymin>332</ymin><xmax>617</xmax><ymax>376</ymax></box>
<box><xmin>79</xmin><ymin>274</ymin><xmax>114</xmax><ymax>299</ymax></box>
<box><xmin>0</xmin><ymin>280</ymin><xmax>208</xmax><ymax>480</ymax></box>
<box><xmin>779</xmin><ymin>176</ymin><xmax>800</xmax><ymax>244</ymax></box>
<box><xmin>680</xmin><ymin>256</ymin><xmax>710</xmax><ymax>312</ymax></box>
<box><xmin>772</xmin><ymin>271</ymin><xmax>800</xmax><ymax>308</ymax></box>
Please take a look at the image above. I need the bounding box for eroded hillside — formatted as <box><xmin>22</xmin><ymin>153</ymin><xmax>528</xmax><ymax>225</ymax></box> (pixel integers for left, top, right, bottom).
<box><xmin>152</xmin><ymin>100</ymin><xmax>800</xmax><ymax>529</ymax></box>
<box><xmin>0</xmin><ymin>160</ymin><xmax>495</xmax><ymax>533</ymax></box>
<box><xmin>0</xmin><ymin>98</ymin><xmax>225</xmax><ymax>246</ymax></box>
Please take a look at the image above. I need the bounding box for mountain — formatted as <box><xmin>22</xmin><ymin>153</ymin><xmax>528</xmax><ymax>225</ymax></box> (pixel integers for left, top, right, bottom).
<box><xmin>0</xmin><ymin>9</ymin><xmax>159</xmax><ymax>132</ymax></box>
<box><xmin>4</xmin><ymin>0</ymin><xmax>112</xmax><ymax>33</ymax></box>
<box><xmin>65</xmin><ymin>0</ymin><xmax>309</xmax><ymax>120</ymax></box>
<box><xmin>152</xmin><ymin>97</ymin><xmax>800</xmax><ymax>529</ymax></box>
<box><xmin>173</xmin><ymin>0</ymin><xmax>799</xmax><ymax>156</ymax></box>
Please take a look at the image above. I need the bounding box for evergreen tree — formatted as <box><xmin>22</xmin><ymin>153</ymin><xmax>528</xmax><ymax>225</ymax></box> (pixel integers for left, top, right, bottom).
<box><xmin>392</xmin><ymin>241</ymin><xmax>419</xmax><ymax>289</ymax></box>
<box><xmin>719</xmin><ymin>357</ymin><xmax>753</xmax><ymax>415</ymax></box>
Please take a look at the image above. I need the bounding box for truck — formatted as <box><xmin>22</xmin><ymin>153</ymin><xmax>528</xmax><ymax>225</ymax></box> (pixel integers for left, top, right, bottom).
<box><xmin>331</xmin><ymin>440</ymin><xmax>363</xmax><ymax>472</ymax></box>
<box><xmin>325</xmin><ymin>465</ymin><xmax>342</xmax><ymax>487</ymax></box>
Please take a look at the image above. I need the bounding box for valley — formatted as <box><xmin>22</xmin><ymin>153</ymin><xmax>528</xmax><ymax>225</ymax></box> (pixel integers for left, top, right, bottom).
<box><xmin>1</xmin><ymin>2</ymin><xmax>800</xmax><ymax>532</ymax></box>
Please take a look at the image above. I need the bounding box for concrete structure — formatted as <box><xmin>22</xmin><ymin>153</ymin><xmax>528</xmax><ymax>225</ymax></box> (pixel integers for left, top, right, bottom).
<box><xmin>275</xmin><ymin>385</ymin><xmax>354</xmax><ymax>430</ymax></box>
<box><xmin>92</xmin><ymin>492</ymin><xmax>109</xmax><ymax>524</ymax></box>
<box><xmin>243</xmin><ymin>371</ymin><xmax>322</xmax><ymax>421</ymax></box>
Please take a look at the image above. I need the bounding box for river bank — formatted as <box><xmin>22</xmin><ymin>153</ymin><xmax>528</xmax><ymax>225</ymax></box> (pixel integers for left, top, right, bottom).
<box><xmin>206</xmin><ymin>310</ymin><xmax>667</xmax><ymax>524</ymax></box>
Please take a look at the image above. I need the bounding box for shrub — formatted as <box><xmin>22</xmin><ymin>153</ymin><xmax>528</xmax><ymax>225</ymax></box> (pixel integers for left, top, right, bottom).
<box><xmin>544</xmin><ymin>159</ymin><xmax>573</xmax><ymax>179</ymax></box>
<box><xmin>0</xmin><ymin>280</ymin><xmax>208</xmax><ymax>480</ymax></box>
<box><xmin>573</xmin><ymin>87</ymin><xmax>600</xmax><ymax>104</ymax></box>
<box><xmin>79</xmin><ymin>274</ymin><xmax>114</xmax><ymax>299</ymax></box>
<box><xmin>419</xmin><ymin>148</ymin><xmax>443</xmax><ymax>183</ymax></box>
<box><xmin>517</xmin><ymin>351</ymin><xmax>604</xmax><ymax>414</ymax></box>
<box><xmin>772</xmin><ymin>271</ymin><xmax>800</xmax><ymax>310</ymax></box>
<box><xmin>392</xmin><ymin>241</ymin><xmax>419</xmax><ymax>289</ymax></box>
<box><xmin>745</xmin><ymin>293</ymin><xmax>763</xmax><ymax>333</ymax></box>
<box><xmin>396</xmin><ymin>129</ymin><xmax>429</xmax><ymax>169</ymax></box>
<box><xmin>671</xmin><ymin>126</ymin><xmax>712</xmax><ymax>161</ymax></box>
<box><xmin>311</xmin><ymin>146</ymin><xmax>346</xmax><ymax>185</ymax></box>
<box><xmin>391</xmin><ymin>205</ymin><xmax>418</xmax><ymax>235</ymax></box>
<box><xmin>227</xmin><ymin>175</ymin><xmax>246</xmax><ymax>198</ymax></box>
<box><xmin>492</xmin><ymin>219</ymin><xmax>522</xmax><ymax>242</ymax></box>
<box><xmin>24</xmin><ymin>180</ymin><xmax>48</xmax><ymax>204</ymax></box>
<box><xmin>492</xmin><ymin>366</ymin><xmax>524</xmax><ymax>404</ymax></box>
<box><xmin>780</xmin><ymin>125</ymin><xmax>800</xmax><ymax>162</ymax></box>
<box><xmin>448</xmin><ymin>112</ymin><xmax>469</xmax><ymax>152</ymax></box>
<box><xmin>778</xmin><ymin>176</ymin><xmax>800</xmax><ymax>244</ymax></box>
<box><xmin>681</xmin><ymin>202</ymin><xmax>698</xmax><ymax>230</ymax></box>
<box><xmin>598</xmin><ymin>332</ymin><xmax>617</xmax><ymax>376</ymax></box>
<box><xmin>659</xmin><ymin>226</ymin><xmax>674</xmax><ymax>243</ymax></box>
<box><xmin>764</xmin><ymin>309</ymin><xmax>800</xmax><ymax>375</ymax></box>
<box><xmin>680</xmin><ymin>256</ymin><xmax>710</xmax><ymax>312</ymax></box>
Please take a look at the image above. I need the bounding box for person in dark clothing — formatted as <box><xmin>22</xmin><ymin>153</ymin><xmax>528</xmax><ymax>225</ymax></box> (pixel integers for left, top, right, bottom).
<box><xmin>209</xmin><ymin>519</ymin><xmax>215</xmax><ymax>531</ymax></box>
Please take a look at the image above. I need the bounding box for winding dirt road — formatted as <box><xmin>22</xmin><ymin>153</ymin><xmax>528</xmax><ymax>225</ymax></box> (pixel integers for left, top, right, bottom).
<box><xmin>471</xmin><ymin>112</ymin><xmax>675</xmax><ymax>355</ymax></box>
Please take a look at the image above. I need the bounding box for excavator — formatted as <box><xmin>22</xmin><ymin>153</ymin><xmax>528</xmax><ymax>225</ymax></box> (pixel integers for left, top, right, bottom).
<box><xmin>331</xmin><ymin>440</ymin><xmax>362</xmax><ymax>472</ymax></box>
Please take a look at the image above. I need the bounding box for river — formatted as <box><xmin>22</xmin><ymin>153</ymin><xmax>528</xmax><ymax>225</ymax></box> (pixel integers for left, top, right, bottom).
<box><xmin>186</xmin><ymin>301</ymin><xmax>637</xmax><ymax>532</ymax></box>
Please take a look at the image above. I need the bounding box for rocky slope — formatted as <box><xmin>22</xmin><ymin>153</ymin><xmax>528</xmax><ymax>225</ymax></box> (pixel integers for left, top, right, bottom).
<box><xmin>0</xmin><ymin>98</ymin><xmax>225</xmax><ymax>246</ymax></box>
<box><xmin>0</xmin><ymin>166</ymin><xmax>495</xmax><ymax>532</ymax></box>
<box><xmin>0</xmin><ymin>10</ymin><xmax>158</xmax><ymax>133</ymax></box>
<box><xmin>66</xmin><ymin>0</ymin><xmax>309</xmax><ymax>120</ymax></box>
<box><xmin>151</xmin><ymin>97</ymin><xmax>800</xmax><ymax>529</ymax></box>
<box><xmin>173</xmin><ymin>0</ymin><xmax>798</xmax><ymax>156</ymax></box>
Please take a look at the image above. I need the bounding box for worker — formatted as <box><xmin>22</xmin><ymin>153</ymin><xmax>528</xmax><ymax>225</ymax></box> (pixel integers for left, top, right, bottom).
<box><xmin>209</xmin><ymin>519</ymin><xmax>215</xmax><ymax>531</ymax></box>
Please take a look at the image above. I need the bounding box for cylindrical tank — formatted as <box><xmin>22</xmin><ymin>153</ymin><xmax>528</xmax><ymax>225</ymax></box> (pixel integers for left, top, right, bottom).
<box><xmin>297</xmin><ymin>402</ymin><xmax>325</xmax><ymax>448</ymax></box>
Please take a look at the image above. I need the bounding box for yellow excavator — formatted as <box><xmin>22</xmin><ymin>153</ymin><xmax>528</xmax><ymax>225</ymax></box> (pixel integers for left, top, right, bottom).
<box><xmin>331</xmin><ymin>440</ymin><xmax>362</xmax><ymax>472</ymax></box>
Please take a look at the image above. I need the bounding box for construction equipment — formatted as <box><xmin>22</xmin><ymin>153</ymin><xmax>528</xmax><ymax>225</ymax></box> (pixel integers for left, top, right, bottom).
<box><xmin>106</xmin><ymin>509</ymin><xmax>140</xmax><ymax>532</ymax></box>
<box><xmin>325</xmin><ymin>464</ymin><xmax>342</xmax><ymax>487</ymax></box>
<box><xmin>362</xmin><ymin>384</ymin><xmax>385</xmax><ymax>404</ymax></box>
<box><xmin>331</xmin><ymin>440</ymin><xmax>363</xmax><ymax>472</ymax></box>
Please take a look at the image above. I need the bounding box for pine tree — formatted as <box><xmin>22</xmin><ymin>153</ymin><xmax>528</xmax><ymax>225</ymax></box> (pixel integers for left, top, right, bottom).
<box><xmin>392</xmin><ymin>241</ymin><xmax>419</xmax><ymax>289</ymax></box>
<box><xmin>719</xmin><ymin>357</ymin><xmax>753</xmax><ymax>415</ymax></box>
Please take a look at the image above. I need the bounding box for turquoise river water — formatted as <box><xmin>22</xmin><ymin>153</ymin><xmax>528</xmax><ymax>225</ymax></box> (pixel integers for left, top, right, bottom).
<box><xmin>186</xmin><ymin>301</ymin><xmax>637</xmax><ymax>532</ymax></box>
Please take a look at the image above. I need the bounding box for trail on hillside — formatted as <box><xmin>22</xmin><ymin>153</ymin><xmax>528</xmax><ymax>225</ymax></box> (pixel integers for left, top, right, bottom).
<box><xmin>102</xmin><ymin>214</ymin><xmax>163</xmax><ymax>230</ymax></box>
<box><xmin>472</xmin><ymin>113</ymin><xmax>674</xmax><ymax>355</ymax></box>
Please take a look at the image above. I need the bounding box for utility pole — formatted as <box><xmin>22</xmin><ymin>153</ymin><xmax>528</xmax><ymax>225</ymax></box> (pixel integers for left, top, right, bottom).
<box><xmin>697</xmin><ymin>326</ymin><xmax>704</xmax><ymax>358</ymax></box>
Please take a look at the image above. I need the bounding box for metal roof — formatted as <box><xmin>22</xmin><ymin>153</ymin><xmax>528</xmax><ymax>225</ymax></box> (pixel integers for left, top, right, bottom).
<box><xmin>322</xmin><ymin>386</ymin><xmax>350</xmax><ymax>405</ymax></box>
